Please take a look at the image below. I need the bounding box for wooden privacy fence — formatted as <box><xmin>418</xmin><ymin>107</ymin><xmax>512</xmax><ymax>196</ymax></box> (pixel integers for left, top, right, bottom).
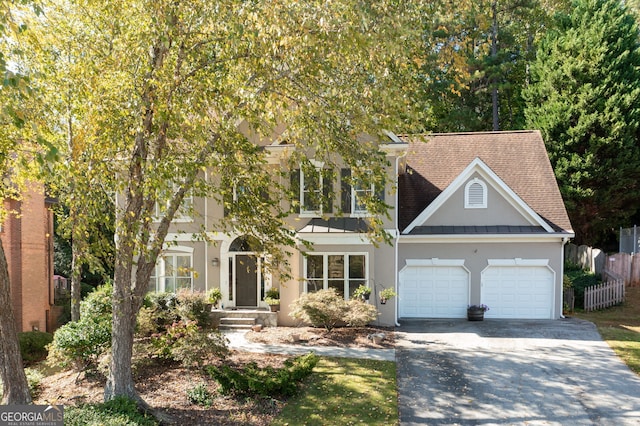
<box><xmin>565</xmin><ymin>243</ymin><xmax>640</xmax><ymax>286</ymax></box>
<box><xmin>584</xmin><ymin>280</ymin><xmax>625</xmax><ymax>312</ymax></box>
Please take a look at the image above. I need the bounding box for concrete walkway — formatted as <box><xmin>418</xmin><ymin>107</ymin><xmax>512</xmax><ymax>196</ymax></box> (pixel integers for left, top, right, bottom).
<box><xmin>224</xmin><ymin>330</ymin><xmax>396</xmax><ymax>361</ymax></box>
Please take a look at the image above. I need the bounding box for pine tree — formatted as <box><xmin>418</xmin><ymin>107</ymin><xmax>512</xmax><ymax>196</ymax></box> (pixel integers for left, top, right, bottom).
<box><xmin>524</xmin><ymin>0</ymin><xmax>640</xmax><ymax>247</ymax></box>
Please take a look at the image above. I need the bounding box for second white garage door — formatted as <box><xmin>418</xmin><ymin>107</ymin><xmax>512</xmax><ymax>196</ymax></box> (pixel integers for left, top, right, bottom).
<box><xmin>481</xmin><ymin>263</ymin><xmax>554</xmax><ymax>319</ymax></box>
<box><xmin>399</xmin><ymin>263</ymin><xmax>469</xmax><ymax>318</ymax></box>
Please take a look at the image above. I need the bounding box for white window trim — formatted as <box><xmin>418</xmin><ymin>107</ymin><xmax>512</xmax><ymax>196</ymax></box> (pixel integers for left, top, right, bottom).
<box><xmin>464</xmin><ymin>178</ymin><xmax>487</xmax><ymax>209</ymax></box>
<box><xmin>351</xmin><ymin>181</ymin><xmax>375</xmax><ymax>217</ymax></box>
<box><xmin>303</xmin><ymin>252</ymin><xmax>368</xmax><ymax>300</ymax></box>
<box><xmin>154</xmin><ymin>183</ymin><xmax>194</xmax><ymax>223</ymax></box>
<box><xmin>149</xmin><ymin>252</ymin><xmax>194</xmax><ymax>293</ymax></box>
<box><xmin>300</xmin><ymin>160</ymin><xmax>324</xmax><ymax>216</ymax></box>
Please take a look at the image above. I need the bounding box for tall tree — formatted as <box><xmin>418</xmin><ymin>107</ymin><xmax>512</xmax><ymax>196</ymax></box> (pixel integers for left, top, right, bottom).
<box><xmin>524</xmin><ymin>0</ymin><xmax>640</xmax><ymax>247</ymax></box>
<box><xmin>24</xmin><ymin>0</ymin><xmax>424</xmax><ymax>415</ymax></box>
<box><xmin>0</xmin><ymin>0</ymin><xmax>41</xmax><ymax>405</ymax></box>
<box><xmin>420</xmin><ymin>0</ymin><xmax>569</xmax><ymax>132</ymax></box>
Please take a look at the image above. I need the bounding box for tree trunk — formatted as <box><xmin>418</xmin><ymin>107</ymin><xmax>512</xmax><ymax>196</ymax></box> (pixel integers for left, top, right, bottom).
<box><xmin>70</xmin><ymin>238</ymin><xmax>82</xmax><ymax>321</ymax></box>
<box><xmin>491</xmin><ymin>0</ymin><xmax>500</xmax><ymax>131</ymax></box>
<box><xmin>0</xmin><ymin>238</ymin><xmax>32</xmax><ymax>405</ymax></box>
<box><xmin>104</xmin><ymin>260</ymin><xmax>137</xmax><ymax>401</ymax></box>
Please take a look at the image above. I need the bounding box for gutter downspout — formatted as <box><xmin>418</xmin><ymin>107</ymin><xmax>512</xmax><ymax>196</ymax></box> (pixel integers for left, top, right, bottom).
<box><xmin>560</xmin><ymin>236</ymin><xmax>570</xmax><ymax>318</ymax></box>
<box><xmin>394</xmin><ymin>153</ymin><xmax>406</xmax><ymax>327</ymax></box>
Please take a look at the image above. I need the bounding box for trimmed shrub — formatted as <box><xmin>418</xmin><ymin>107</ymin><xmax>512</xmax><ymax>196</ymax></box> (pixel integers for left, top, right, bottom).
<box><xmin>344</xmin><ymin>299</ymin><xmax>378</xmax><ymax>327</ymax></box>
<box><xmin>176</xmin><ymin>289</ymin><xmax>211</xmax><ymax>327</ymax></box>
<box><xmin>47</xmin><ymin>316</ymin><xmax>111</xmax><ymax>370</ymax></box>
<box><xmin>206</xmin><ymin>352</ymin><xmax>319</xmax><ymax>397</ymax></box>
<box><xmin>47</xmin><ymin>283</ymin><xmax>112</xmax><ymax>370</ymax></box>
<box><xmin>289</xmin><ymin>288</ymin><xmax>349</xmax><ymax>331</ymax></box>
<box><xmin>19</xmin><ymin>331</ymin><xmax>53</xmax><ymax>363</ymax></box>
<box><xmin>150</xmin><ymin>320</ymin><xmax>228</xmax><ymax>367</ymax></box>
<box><xmin>64</xmin><ymin>396</ymin><xmax>158</xmax><ymax>426</ymax></box>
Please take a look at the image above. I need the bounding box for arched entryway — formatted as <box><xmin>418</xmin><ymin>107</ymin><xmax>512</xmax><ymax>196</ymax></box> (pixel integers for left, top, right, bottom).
<box><xmin>228</xmin><ymin>236</ymin><xmax>264</xmax><ymax>307</ymax></box>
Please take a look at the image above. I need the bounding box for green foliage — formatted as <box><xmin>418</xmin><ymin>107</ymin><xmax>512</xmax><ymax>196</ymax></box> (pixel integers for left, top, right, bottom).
<box><xmin>169</xmin><ymin>330</ymin><xmax>229</xmax><ymax>368</ymax></box>
<box><xmin>207</xmin><ymin>287</ymin><xmax>222</xmax><ymax>306</ymax></box>
<box><xmin>565</xmin><ymin>268</ymin><xmax>600</xmax><ymax>308</ymax></box>
<box><xmin>289</xmin><ymin>289</ymin><xmax>349</xmax><ymax>331</ymax></box>
<box><xmin>64</xmin><ymin>396</ymin><xmax>158</xmax><ymax>426</ymax></box>
<box><xmin>524</xmin><ymin>0</ymin><xmax>640</xmax><ymax>246</ymax></box>
<box><xmin>186</xmin><ymin>383</ymin><xmax>213</xmax><ymax>407</ymax></box>
<box><xmin>352</xmin><ymin>285</ymin><xmax>372</xmax><ymax>300</ymax></box>
<box><xmin>378</xmin><ymin>287</ymin><xmax>397</xmax><ymax>302</ymax></box>
<box><xmin>206</xmin><ymin>352</ymin><xmax>319</xmax><ymax>397</ymax></box>
<box><xmin>345</xmin><ymin>300</ymin><xmax>378</xmax><ymax>327</ymax></box>
<box><xmin>150</xmin><ymin>320</ymin><xmax>228</xmax><ymax>367</ymax></box>
<box><xmin>47</xmin><ymin>283</ymin><xmax>112</xmax><ymax>370</ymax></box>
<box><xmin>137</xmin><ymin>293</ymin><xmax>179</xmax><ymax>336</ymax></box>
<box><xmin>24</xmin><ymin>368</ymin><xmax>44</xmax><ymax>399</ymax></box>
<box><xmin>175</xmin><ymin>289</ymin><xmax>211</xmax><ymax>328</ymax></box>
<box><xmin>290</xmin><ymin>288</ymin><xmax>381</xmax><ymax>330</ymax></box>
<box><xmin>18</xmin><ymin>331</ymin><xmax>53</xmax><ymax>363</ymax></box>
<box><xmin>265</xmin><ymin>287</ymin><xmax>280</xmax><ymax>299</ymax></box>
<box><xmin>264</xmin><ymin>287</ymin><xmax>280</xmax><ymax>305</ymax></box>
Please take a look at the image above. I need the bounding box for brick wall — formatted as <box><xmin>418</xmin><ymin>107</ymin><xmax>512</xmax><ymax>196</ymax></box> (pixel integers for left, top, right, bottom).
<box><xmin>1</xmin><ymin>186</ymin><xmax>55</xmax><ymax>332</ymax></box>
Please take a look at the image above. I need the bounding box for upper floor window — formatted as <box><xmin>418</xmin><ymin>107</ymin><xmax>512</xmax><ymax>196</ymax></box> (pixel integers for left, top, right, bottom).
<box><xmin>465</xmin><ymin>178</ymin><xmax>487</xmax><ymax>209</ymax></box>
<box><xmin>290</xmin><ymin>162</ymin><xmax>334</xmax><ymax>216</ymax></box>
<box><xmin>301</xmin><ymin>166</ymin><xmax>322</xmax><ymax>215</ymax></box>
<box><xmin>341</xmin><ymin>168</ymin><xmax>383</xmax><ymax>216</ymax></box>
<box><xmin>148</xmin><ymin>253</ymin><xmax>193</xmax><ymax>293</ymax></box>
<box><xmin>304</xmin><ymin>253</ymin><xmax>367</xmax><ymax>300</ymax></box>
<box><xmin>155</xmin><ymin>183</ymin><xmax>193</xmax><ymax>221</ymax></box>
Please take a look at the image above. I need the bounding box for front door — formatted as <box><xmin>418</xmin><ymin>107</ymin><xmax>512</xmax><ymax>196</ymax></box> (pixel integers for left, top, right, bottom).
<box><xmin>235</xmin><ymin>254</ymin><xmax>258</xmax><ymax>306</ymax></box>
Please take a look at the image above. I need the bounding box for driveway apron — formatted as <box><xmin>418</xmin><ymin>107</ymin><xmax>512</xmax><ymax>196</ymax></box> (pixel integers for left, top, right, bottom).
<box><xmin>395</xmin><ymin>318</ymin><xmax>640</xmax><ymax>425</ymax></box>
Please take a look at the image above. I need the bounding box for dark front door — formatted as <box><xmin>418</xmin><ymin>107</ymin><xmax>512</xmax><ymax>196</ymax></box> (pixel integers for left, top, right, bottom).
<box><xmin>235</xmin><ymin>254</ymin><xmax>258</xmax><ymax>306</ymax></box>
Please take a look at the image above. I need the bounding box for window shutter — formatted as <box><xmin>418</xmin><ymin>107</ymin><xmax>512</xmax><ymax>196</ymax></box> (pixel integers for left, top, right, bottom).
<box><xmin>376</xmin><ymin>182</ymin><xmax>385</xmax><ymax>202</ymax></box>
<box><xmin>290</xmin><ymin>169</ymin><xmax>300</xmax><ymax>213</ymax></box>
<box><xmin>341</xmin><ymin>168</ymin><xmax>351</xmax><ymax>213</ymax></box>
<box><xmin>322</xmin><ymin>169</ymin><xmax>334</xmax><ymax>213</ymax></box>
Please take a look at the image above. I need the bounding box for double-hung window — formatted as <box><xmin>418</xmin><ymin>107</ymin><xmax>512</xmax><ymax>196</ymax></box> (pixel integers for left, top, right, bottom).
<box><xmin>352</xmin><ymin>180</ymin><xmax>374</xmax><ymax>214</ymax></box>
<box><xmin>341</xmin><ymin>168</ymin><xmax>382</xmax><ymax>216</ymax></box>
<box><xmin>291</xmin><ymin>161</ymin><xmax>334</xmax><ymax>216</ymax></box>
<box><xmin>301</xmin><ymin>166</ymin><xmax>322</xmax><ymax>215</ymax></box>
<box><xmin>155</xmin><ymin>182</ymin><xmax>193</xmax><ymax>221</ymax></box>
<box><xmin>148</xmin><ymin>253</ymin><xmax>193</xmax><ymax>293</ymax></box>
<box><xmin>304</xmin><ymin>253</ymin><xmax>367</xmax><ymax>299</ymax></box>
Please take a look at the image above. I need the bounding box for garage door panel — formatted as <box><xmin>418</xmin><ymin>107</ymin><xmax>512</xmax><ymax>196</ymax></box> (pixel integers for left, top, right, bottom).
<box><xmin>482</xmin><ymin>265</ymin><xmax>553</xmax><ymax>319</ymax></box>
<box><xmin>400</xmin><ymin>265</ymin><xmax>469</xmax><ymax>318</ymax></box>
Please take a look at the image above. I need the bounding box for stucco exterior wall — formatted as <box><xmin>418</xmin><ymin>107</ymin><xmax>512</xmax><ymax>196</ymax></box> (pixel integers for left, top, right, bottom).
<box><xmin>425</xmin><ymin>173</ymin><xmax>531</xmax><ymax>227</ymax></box>
<box><xmin>397</xmin><ymin>239</ymin><xmax>566</xmax><ymax>319</ymax></box>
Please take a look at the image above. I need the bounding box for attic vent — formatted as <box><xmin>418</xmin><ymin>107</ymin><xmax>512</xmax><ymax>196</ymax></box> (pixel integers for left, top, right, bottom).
<box><xmin>465</xmin><ymin>178</ymin><xmax>487</xmax><ymax>209</ymax></box>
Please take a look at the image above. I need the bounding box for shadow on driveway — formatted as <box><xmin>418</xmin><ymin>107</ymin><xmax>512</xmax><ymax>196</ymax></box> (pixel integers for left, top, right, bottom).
<box><xmin>395</xmin><ymin>318</ymin><xmax>640</xmax><ymax>425</ymax></box>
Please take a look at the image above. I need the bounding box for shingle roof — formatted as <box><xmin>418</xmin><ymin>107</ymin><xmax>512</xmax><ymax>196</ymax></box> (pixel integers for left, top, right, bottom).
<box><xmin>399</xmin><ymin>130</ymin><xmax>573</xmax><ymax>234</ymax></box>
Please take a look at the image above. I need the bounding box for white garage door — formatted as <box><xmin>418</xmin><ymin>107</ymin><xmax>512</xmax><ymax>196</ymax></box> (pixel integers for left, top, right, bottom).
<box><xmin>482</xmin><ymin>264</ymin><xmax>554</xmax><ymax>319</ymax></box>
<box><xmin>399</xmin><ymin>263</ymin><xmax>469</xmax><ymax>318</ymax></box>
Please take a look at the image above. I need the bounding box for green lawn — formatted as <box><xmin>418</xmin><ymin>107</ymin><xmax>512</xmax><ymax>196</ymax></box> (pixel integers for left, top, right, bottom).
<box><xmin>573</xmin><ymin>286</ymin><xmax>640</xmax><ymax>375</ymax></box>
<box><xmin>272</xmin><ymin>357</ymin><xmax>398</xmax><ymax>426</ymax></box>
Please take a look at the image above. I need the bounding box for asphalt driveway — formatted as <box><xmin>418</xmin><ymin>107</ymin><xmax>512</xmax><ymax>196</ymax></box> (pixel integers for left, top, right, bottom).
<box><xmin>395</xmin><ymin>318</ymin><xmax>640</xmax><ymax>425</ymax></box>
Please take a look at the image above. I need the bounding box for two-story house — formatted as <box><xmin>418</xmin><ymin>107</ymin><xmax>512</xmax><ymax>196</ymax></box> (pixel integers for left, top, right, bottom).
<box><xmin>151</xmin><ymin>130</ymin><xmax>574</xmax><ymax>326</ymax></box>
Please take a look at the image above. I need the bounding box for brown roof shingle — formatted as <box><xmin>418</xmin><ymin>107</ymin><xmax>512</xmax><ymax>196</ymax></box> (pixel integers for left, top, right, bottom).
<box><xmin>399</xmin><ymin>130</ymin><xmax>573</xmax><ymax>234</ymax></box>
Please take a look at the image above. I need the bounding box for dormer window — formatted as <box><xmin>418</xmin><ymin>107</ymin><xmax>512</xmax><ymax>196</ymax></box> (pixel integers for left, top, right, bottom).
<box><xmin>465</xmin><ymin>178</ymin><xmax>487</xmax><ymax>209</ymax></box>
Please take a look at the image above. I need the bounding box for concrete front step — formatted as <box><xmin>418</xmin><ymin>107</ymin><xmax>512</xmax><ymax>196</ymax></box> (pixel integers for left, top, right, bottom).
<box><xmin>220</xmin><ymin>317</ymin><xmax>256</xmax><ymax>326</ymax></box>
<box><xmin>211</xmin><ymin>309</ymin><xmax>278</xmax><ymax>329</ymax></box>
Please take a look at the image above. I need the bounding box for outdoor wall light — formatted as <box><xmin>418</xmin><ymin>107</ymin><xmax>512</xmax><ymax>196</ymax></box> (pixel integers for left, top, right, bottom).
<box><xmin>211</xmin><ymin>257</ymin><xmax>220</xmax><ymax>267</ymax></box>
